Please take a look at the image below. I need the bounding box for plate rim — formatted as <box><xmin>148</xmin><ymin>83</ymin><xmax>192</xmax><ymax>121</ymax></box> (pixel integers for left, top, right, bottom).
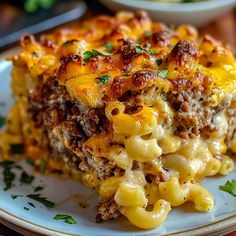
<box><xmin>0</xmin><ymin>205</ymin><xmax>235</xmax><ymax>236</ymax></box>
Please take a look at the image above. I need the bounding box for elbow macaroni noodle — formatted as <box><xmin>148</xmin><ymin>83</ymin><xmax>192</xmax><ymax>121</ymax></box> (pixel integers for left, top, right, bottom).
<box><xmin>124</xmin><ymin>199</ymin><xmax>171</xmax><ymax>229</ymax></box>
<box><xmin>101</xmin><ymin>100</ymin><xmax>234</xmax><ymax>229</ymax></box>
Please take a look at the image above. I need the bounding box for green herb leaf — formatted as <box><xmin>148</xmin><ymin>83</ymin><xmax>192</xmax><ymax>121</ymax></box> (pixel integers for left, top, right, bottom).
<box><xmin>0</xmin><ymin>161</ymin><xmax>16</xmax><ymax>191</ymax></box>
<box><xmin>99</xmin><ymin>51</ymin><xmax>112</xmax><ymax>56</ymax></box>
<box><xmin>135</xmin><ymin>46</ymin><xmax>144</xmax><ymax>54</ymax></box>
<box><xmin>53</xmin><ymin>214</ymin><xmax>77</xmax><ymax>224</ymax></box>
<box><xmin>156</xmin><ymin>58</ymin><xmax>163</xmax><ymax>66</ymax></box>
<box><xmin>26</xmin><ymin>157</ymin><xmax>34</xmax><ymax>166</ymax></box>
<box><xmin>0</xmin><ymin>160</ymin><xmax>15</xmax><ymax>168</ymax></box>
<box><xmin>24</xmin><ymin>207</ymin><xmax>30</xmax><ymax>211</ymax></box>
<box><xmin>11</xmin><ymin>194</ymin><xmax>23</xmax><ymax>200</ymax></box>
<box><xmin>3</xmin><ymin>168</ymin><xmax>15</xmax><ymax>191</ymax></box>
<box><xmin>0</xmin><ymin>116</ymin><xmax>6</xmax><ymax>128</ymax></box>
<box><xmin>96</xmin><ymin>75</ymin><xmax>110</xmax><ymax>85</ymax></box>
<box><xmin>83</xmin><ymin>50</ymin><xmax>99</xmax><ymax>62</ymax></box>
<box><xmin>20</xmin><ymin>171</ymin><xmax>35</xmax><ymax>184</ymax></box>
<box><xmin>144</xmin><ymin>31</ymin><xmax>151</xmax><ymax>37</ymax></box>
<box><xmin>54</xmin><ymin>214</ymin><xmax>68</xmax><ymax>220</ymax></box>
<box><xmin>83</xmin><ymin>49</ymin><xmax>112</xmax><ymax>62</ymax></box>
<box><xmin>148</xmin><ymin>49</ymin><xmax>157</xmax><ymax>55</ymax></box>
<box><xmin>14</xmin><ymin>165</ymin><xmax>22</xmax><ymax>170</ymax></box>
<box><xmin>11</xmin><ymin>195</ymin><xmax>17</xmax><ymax>200</ymax></box>
<box><xmin>10</xmin><ymin>144</ymin><xmax>24</xmax><ymax>154</ymax></box>
<box><xmin>219</xmin><ymin>180</ymin><xmax>236</xmax><ymax>196</ymax></box>
<box><xmin>157</xmin><ymin>69</ymin><xmax>168</xmax><ymax>78</ymax></box>
<box><xmin>27</xmin><ymin>194</ymin><xmax>55</xmax><ymax>208</ymax></box>
<box><xmin>39</xmin><ymin>160</ymin><xmax>46</xmax><ymax>173</ymax></box>
<box><xmin>65</xmin><ymin>216</ymin><xmax>77</xmax><ymax>224</ymax></box>
<box><xmin>104</xmin><ymin>42</ymin><xmax>113</xmax><ymax>51</ymax></box>
<box><xmin>90</xmin><ymin>50</ymin><xmax>99</xmax><ymax>57</ymax></box>
<box><xmin>34</xmin><ymin>186</ymin><xmax>44</xmax><ymax>192</ymax></box>
<box><xmin>28</xmin><ymin>202</ymin><xmax>36</xmax><ymax>208</ymax></box>
<box><xmin>33</xmin><ymin>51</ymin><xmax>39</xmax><ymax>58</ymax></box>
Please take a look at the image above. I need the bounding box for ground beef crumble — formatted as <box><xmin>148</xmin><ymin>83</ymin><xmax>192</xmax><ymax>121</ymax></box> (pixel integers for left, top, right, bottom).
<box><xmin>96</xmin><ymin>198</ymin><xmax>122</xmax><ymax>222</ymax></box>
<box><xmin>28</xmin><ymin>77</ymin><xmax>123</xmax><ymax>177</ymax></box>
<box><xmin>166</xmin><ymin>88</ymin><xmax>227</xmax><ymax>139</ymax></box>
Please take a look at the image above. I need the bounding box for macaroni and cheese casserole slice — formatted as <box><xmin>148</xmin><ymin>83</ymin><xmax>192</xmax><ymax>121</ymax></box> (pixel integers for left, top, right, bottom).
<box><xmin>1</xmin><ymin>11</ymin><xmax>236</xmax><ymax>229</ymax></box>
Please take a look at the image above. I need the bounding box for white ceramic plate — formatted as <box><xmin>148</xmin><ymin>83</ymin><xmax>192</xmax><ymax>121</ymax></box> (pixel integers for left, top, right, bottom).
<box><xmin>99</xmin><ymin>0</ymin><xmax>236</xmax><ymax>27</ymax></box>
<box><xmin>0</xmin><ymin>59</ymin><xmax>236</xmax><ymax>236</ymax></box>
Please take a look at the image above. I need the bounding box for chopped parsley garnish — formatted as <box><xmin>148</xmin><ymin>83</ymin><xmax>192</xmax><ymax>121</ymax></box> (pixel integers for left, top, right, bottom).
<box><xmin>1</xmin><ymin>160</ymin><xmax>35</xmax><ymax>191</ymax></box>
<box><xmin>20</xmin><ymin>171</ymin><xmax>35</xmax><ymax>184</ymax></box>
<box><xmin>10</xmin><ymin>144</ymin><xmax>24</xmax><ymax>154</ymax></box>
<box><xmin>219</xmin><ymin>180</ymin><xmax>236</xmax><ymax>196</ymax></box>
<box><xmin>135</xmin><ymin>46</ymin><xmax>144</xmax><ymax>54</ymax></box>
<box><xmin>14</xmin><ymin>165</ymin><xmax>22</xmax><ymax>170</ymax></box>
<box><xmin>28</xmin><ymin>202</ymin><xmax>36</xmax><ymax>208</ymax></box>
<box><xmin>33</xmin><ymin>51</ymin><xmax>39</xmax><ymax>58</ymax></box>
<box><xmin>0</xmin><ymin>161</ymin><xmax>16</xmax><ymax>191</ymax></box>
<box><xmin>157</xmin><ymin>69</ymin><xmax>168</xmax><ymax>78</ymax></box>
<box><xmin>144</xmin><ymin>31</ymin><xmax>151</xmax><ymax>37</ymax></box>
<box><xmin>3</xmin><ymin>168</ymin><xmax>15</xmax><ymax>191</ymax></box>
<box><xmin>34</xmin><ymin>186</ymin><xmax>44</xmax><ymax>192</ymax></box>
<box><xmin>148</xmin><ymin>49</ymin><xmax>157</xmax><ymax>55</ymax></box>
<box><xmin>83</xmin><ymin>49</ymin><xmax>112</xmax><ymax>62</ymax></box>
<box><xmin>0</xmin><ymin>116</ymin><xmax>6</xmax><ymax>128</ymax></box>
<box><xmin>11</xmin><ymin>194</ymin><xmax>23</xmax><ymax>200</ymax></box>
<box><xmin>24</xmin><ymin>207</ymin><xmax>30</xmax><ymax>211</ymax></box>
<box><xmin>0</xmin><ymin>160</ymin><xmax>15</xmax><ymax>168</ymax></box>
<box><xmin>99</xmin><ymin>51</ymin><xmax>112</xmax><ymax>56</ymax></box>
<box><xmin>96</xmin><ymin>75</ymin><xmax>110</xmax><ymax>85</ymax></box>
<box><xmin>11</xmin><ymin>195</ymin><xmax>17</xmax><ymax>200</ymax></box>
<box><xmin>26</xmin><ymin>157</ymin><xmax>34</xmax><ymax>166</ymax></box>
<box><xmin>156</xmin><ymin>58</ymin><xmax>163</xmax><ymax>66</ymax></box>
<box><xmin>39</xmin><ymin>160</ymin><xmax>46</xmax><ymax>173</ymax></box>
<box><xmin>53</xmin><ymin>214</ymin><xmax>77</xmax><ymax>224</ymax></box>
<box><xmin>104</xmin><ymin>42</ymin><xmax>113</xmax><ymax>51</ymax></box>
<box><xmin>27</xmin><ymin>194</ymin><xmax>55</xmax><ymax>208</ymax></box>
<box><xmin>83</xmin><ymin>50</ymin><xmax>99</xmax><ymax>62</ymax></box>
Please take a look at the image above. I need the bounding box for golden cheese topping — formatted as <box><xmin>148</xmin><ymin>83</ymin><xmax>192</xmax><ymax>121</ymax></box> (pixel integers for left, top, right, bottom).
<box><xmin>8</xmin><ymin>11</ymin><xmax>236</xmax><ymax>108</ymax></box>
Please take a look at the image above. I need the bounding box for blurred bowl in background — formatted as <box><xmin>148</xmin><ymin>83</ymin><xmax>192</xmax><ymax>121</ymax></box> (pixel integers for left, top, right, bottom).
<box><xmin>99</xmin><ymin>0</ymin><xmax>236</xmax><ymax>27</ymax></box>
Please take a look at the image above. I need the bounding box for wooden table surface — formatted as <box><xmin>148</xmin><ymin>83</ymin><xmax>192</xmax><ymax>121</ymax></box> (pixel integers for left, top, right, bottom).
<box><xmin>0</xmin><ymin>1</ymin><xmax>235</xmax><ymax>235</ymax></box>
